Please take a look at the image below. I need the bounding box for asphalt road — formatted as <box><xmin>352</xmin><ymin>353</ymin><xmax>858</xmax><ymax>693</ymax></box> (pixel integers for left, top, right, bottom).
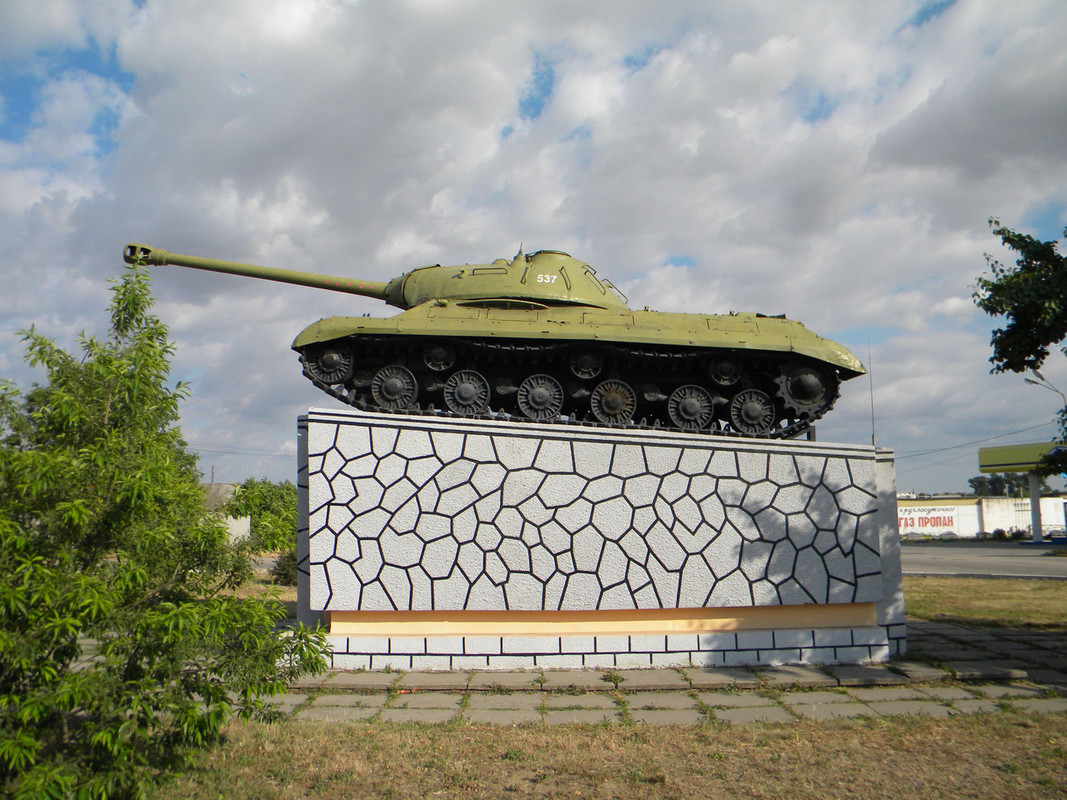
<box><xmin>900</xmin><ymin>541</ymin><xmax>1067</xmax><ymax>579</ymax></box>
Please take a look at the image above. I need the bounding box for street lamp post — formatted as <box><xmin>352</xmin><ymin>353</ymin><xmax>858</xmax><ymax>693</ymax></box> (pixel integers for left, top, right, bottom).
<box><xmin>1024</xmin><ymin>369</ymin><xmax>1067</xmax><ymax>413</ymax></box>
<box><xmin>1022</xmin><ymin>370</ymin><xmax>1067</xmax><ymax>543</ymax></box>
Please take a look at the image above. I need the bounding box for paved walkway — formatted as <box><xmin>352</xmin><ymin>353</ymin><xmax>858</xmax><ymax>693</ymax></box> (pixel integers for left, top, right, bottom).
<box><xmin>272</xmin><ymin>621</ymin><xmax>1067</xmax><ymax>725</ymax></box>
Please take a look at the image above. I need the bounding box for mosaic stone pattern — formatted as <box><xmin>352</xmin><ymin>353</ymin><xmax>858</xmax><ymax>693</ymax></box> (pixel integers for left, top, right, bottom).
<box><xmin>302</xmin><ymin>410</ymin><xmax>886</xmax><ymax>614</ymax></box>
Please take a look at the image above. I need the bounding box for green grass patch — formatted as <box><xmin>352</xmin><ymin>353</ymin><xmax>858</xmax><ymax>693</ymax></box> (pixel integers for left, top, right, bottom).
<box><xmin>903</xmin><ymin>576</ymin><xmax>1067</xmax><ymax>629</ymax></box>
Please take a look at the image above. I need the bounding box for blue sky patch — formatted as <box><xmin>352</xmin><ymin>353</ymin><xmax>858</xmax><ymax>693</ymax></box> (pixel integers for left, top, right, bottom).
<box><xmin>518</xmin><ymin>52</ymin><xmax>556</xmax><ymax>120</ymax></box>
<box><xmin>901</xmin><ymin>0</ymin><xmax>957</xmax><ymax>30</ymax></box>
<box><xmin>665</xmin><ymin>255</ymin><xmax>695</xmax><ymax>267</ymax></box>
<box><xmin>1022</xmin><ymin>200</ymin><xmax>1067</xmax><ymax>241</ymax></box>
<box><xmin>0</xmin><ymin>43</ymin><xmax>131</xmax><ymax>146</ymax></box>
<box><xmin>622</xmin><ymin>44</ymin><xmax>664</xmax><ymax>74</ymax></box>
<box><xmin>792</xmin><ymin>86</ymin><xmax>838</xmax><ymax>124</ymax></box>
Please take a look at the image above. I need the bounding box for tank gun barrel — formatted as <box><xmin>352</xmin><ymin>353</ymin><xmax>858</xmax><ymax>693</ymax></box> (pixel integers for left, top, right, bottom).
<box><xmin>123</xmin><ymin>243</ymin><xmax>399</xmax><ymax>304</ymax></box>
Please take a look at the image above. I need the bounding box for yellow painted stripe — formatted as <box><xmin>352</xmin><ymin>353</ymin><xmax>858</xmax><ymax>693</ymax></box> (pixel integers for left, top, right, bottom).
<box><xmin>328</xmin><ymin>603</ymin><xmax>878</xmax><ymax>637</ymax></box>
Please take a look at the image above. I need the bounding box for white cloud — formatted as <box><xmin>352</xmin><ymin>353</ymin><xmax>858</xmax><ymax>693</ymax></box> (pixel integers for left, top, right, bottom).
<box><xmin>2</xmin><ymin>0</ymin><xmax>1066</xmax><ymax>491</ymax></box>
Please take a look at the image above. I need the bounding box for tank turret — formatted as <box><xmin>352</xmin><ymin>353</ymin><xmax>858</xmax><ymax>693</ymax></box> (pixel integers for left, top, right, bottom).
<box><xmin>124</xmin><ymin>242</ymin><xmax>864</xmax><ymax>437</ymax></box>
<box><xmin>123</xmin><ymin>243</ymin><xmax>628</xmax><ymax>311</ymax></box>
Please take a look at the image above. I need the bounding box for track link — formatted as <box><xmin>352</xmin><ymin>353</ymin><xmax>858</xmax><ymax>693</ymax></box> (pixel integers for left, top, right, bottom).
<box><xmin>297</xmin><ymin>336</ymin><xmax>842</xmax><ymax>439</ymax></box>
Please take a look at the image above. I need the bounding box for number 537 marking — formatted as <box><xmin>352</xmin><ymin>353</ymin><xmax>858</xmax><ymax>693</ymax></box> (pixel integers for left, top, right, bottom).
<box><xmin>536</xmin><ymin>274</ymin><xmax>558</xmax><ymax>284</ymax></box>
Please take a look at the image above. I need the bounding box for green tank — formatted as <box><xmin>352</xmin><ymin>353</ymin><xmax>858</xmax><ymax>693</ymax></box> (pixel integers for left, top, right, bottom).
<box><xmin>123</xmin><ymin>243</ymin><xmax>865</xmax><ymax>437</ymax></box>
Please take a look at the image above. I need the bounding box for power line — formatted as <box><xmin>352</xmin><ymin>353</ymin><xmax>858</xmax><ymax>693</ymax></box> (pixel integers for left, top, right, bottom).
<box><xmin>187</xmin><ymin>442</ymin><xmax>294</xmax><ymax>459</ymax></box>
<box><xmin>895</xmin><ymin>421</ymin><xmax>1056</xmax><ymax>460</ymax></box>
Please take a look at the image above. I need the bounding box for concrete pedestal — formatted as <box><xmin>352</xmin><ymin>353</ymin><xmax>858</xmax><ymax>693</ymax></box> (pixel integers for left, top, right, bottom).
<box><xmin>298</xmin><ymin>408</ymin><xmax>904</xmax><ymax>670</ymax></box>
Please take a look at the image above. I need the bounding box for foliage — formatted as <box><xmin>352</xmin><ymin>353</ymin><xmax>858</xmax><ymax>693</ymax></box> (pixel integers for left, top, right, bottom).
<box><xmin>269</xmin><ymin>549</ymin><xmax>299</xmax><ymax>586</ymax></box>
<box><xmin>974</xmin><ymin>218</ymin><xmax>1067</xmax><ymax>475</ymax></box>
<box><xmin>967</xmin><ymin>472</ymin><xmax>1050</xmax><ymax>497</ymax></box>
<box><xmin>974</xmin><ymin>218</ymin><xmax>1067</xmax><ymax>374</ymax></box>
<box><xmin>222</xmin><ymin>478</ymin><xmax>297</xmax><ymax>552</ymax></box>
<box><xmin>0</xmin><ymin>264</ymin><xmax>328</xmax><ymax>799</ymax></box>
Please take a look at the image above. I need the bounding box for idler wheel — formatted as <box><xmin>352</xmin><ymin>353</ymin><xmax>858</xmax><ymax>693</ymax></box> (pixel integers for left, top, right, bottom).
<box><xmin>371</xmin><ymin>365</ymin><xmax>418</xmax><ymax>410</ymax></box>
<box><xmin>423</xmin><ymin>343</ymin><xmax>456</xmax><ymax>372</ymax></box>
<box><xmin>708</xmin><ymin>358</ymin><xmax>742</xmax><ymax>386</ymax></box>
<box><xmin>569</xmin><ymin>350</ymin><xmax>603</xmax><ymax>380</ymax></box>
<box><xmin>667</xmin><ymin>385</ymin><xmax>715</xmax><ymax>431</ymax></box>
<box><xmin>443</xmin><ymin>370</ymin><xmax>490</xmax><ymax>416</ymax></box>
<box><xmin>729</xmin><ymin>389</ymin><xmax>776</xmax><ymax>434</ymax></box>
<box><xmin>305</xmin><ymin>344</ymin><xmax>354</xmax><ymax>385</ymax></box>
<box><xmin>517</xmin><ymin>374</ymin><xmax>564</xmax><ymax>420</ymax></box>
<box><xmin>776</xmin><ymin>365</ymin><xmax>828</xmax><ymax>414</ymax></box>
<box><xmin>590</xmin><ymin>379</ymin><xmax>637</xmax><ymax>424</ymax></box>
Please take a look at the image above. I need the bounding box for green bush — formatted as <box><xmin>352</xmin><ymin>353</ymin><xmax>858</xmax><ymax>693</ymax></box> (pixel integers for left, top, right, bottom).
<box><xmin>223</xmin><ymin>478</ymin><xmax>297</xmax><ymax>552</ymax></box>
<box><xmin>270</xmin><ymin>548</ymin><xmax>299</xmax><ymax>586</ymax></box>
<box><xmin>0</xmin><ymin>264</ymin><xmax>328</xmax><ymax>799</ymax></box>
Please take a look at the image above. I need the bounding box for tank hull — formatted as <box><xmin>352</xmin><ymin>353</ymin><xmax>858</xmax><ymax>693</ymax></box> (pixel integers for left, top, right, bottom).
<box><xmin>293</xmin><ymin>303</ymin><xmax>863</xmax><ymax>437</ymax></box>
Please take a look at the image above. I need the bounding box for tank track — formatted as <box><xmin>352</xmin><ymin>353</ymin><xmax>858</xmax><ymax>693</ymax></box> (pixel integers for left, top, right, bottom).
<box><xmin>297</xmin><ymin>336</ymin><xmax>841</xmax><ymax>439</ymax></box>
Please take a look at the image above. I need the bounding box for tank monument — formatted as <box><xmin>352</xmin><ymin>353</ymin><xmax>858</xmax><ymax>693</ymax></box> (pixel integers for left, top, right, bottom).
<box><xmin>126</xmin><ymin>243</ymin><xmax>904</xmax><ymax>669</ymax></box>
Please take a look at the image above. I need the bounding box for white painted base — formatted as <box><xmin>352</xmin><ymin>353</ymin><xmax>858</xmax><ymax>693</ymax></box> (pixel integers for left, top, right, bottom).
<box><xmin>297</xmin><ymin>408</ymin><xmax>905</xmax><ymax>668</ymax></box>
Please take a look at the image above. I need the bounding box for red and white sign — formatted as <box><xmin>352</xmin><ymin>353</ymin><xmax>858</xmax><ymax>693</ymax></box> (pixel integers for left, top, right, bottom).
<box><xmin>898</xmin><ymin>506</ymin><xmax>959</xmax><ymax>532</ymax></box>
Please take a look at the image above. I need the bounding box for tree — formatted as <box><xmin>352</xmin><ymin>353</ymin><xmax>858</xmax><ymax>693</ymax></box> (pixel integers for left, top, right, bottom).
<box><xmin>223</xmin><ymin>478</ymin><xmax>298</xmax><ymax>553</ymax></box>
<box><xmin>974</xmin><ymin>218</ymin><xmax>1067</xmax><ymax>476</ymax></box>
<box><xmin>968</xmin><ymin>473</ymin><xmax>1050</xmax><ymax>497</ymax></box>
<box><xmin>0</xmin><ymin>264</ymin><xmax>327</xmax><ymax>799</ymax></box>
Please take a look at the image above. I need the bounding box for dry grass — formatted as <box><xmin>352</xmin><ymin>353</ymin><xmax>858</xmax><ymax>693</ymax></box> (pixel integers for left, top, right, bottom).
<box><xmin>152</xmin><ymin>713</ymin><xmax>1067</xmax><ymax>800</ymax></box>
<box><xmin>231</xmin><ymin>567</ymin><xmax>298</xmax><ymax>619</ymax></box>
<box><xmin>903</xmin><ymin>576</ymin><xmax>1067</xmax><ymax>630</ymax></box>
<box><xmin>147</xmin><ymin>575</ymin><xmax>1067</xmax><ymax>799</ymax></box>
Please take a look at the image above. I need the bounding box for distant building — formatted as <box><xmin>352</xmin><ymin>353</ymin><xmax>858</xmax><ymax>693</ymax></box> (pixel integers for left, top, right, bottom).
<box><xmin>896</xmin><ymin>495</ymin><xmax>1067</xmax><ymax>539</ymax></box>
<box><xmin>201</xmin><ymin>482</ymin><xmax>250</xmax><ymax>543</ymax></box>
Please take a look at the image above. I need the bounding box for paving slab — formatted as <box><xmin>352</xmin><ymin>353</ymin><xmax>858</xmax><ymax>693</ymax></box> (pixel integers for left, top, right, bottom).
<box><xmin>611</xmin><ymin>669</ymin><xmax>689</xmax><ymax>690</ymax></box>
<box><xmin>686</xmin><ymin>667</ymin><xmax>759</xmax><ymax>690</ymax></box>
<box><xmin>931</xmin><ymin>649</ymin><xmax>996</xmax><ymax>661</ymax></box>
<box><xmin>263</xmin><ymin>693</ymin><xmax>308</xmax><ymax>711</ymax></box>
<box><xmin>779</xmin><ymin>691</ymin><xmax>854</xmax><ymax>706</ymax></box>
<box><xmin>623</xmin><ymin>692</ymin><xmax>700</xmax><ymax>710</ymax></box>
<box><xmin>866</xmin><ymin>700</ymin><xmax>955</xmax><ymax>719</ymax></box>
<box><xmin>379</xmin><ymin>708</ymin><xmax>459</xmax><ymax>723</ymax></box>
<box><xmin>945</xmin><ymin>662</ymin><xmax>1028</xmax><ymax>681</ymax></box>
<box><xmin>324</xmin><ymin>672</ymin><xmax>399</xmax><ymax>689</ymax></box>
<box><xmin>698</xmin><ymin>692</ymin><xmax>778</xmax><ymax>708</ymax></box>
<box><xmin>829</xmin><ymin>665</ymin><xmax>909</xmax><ymax>686</ymax></box>
<box><xmin>467</xmin><ymin>693</ymin><xmax>544</xmax><ymax>710</ymax></box>
<box><xmin>943</xmin><ymin>630</ymin><xmax>998</xmax><ymax>642</ymax></box>
<box><xmin>913</xmin><ymin>686</ymin><xmax>979</xmax><ymax>702</ymax></box>
<box><xmin>891</xmin><ymin>661</ymin><xmax>951</xmax><ymax>683</ymax></box>
<box><xmin>398</xmin><ymin>672</ymin><xmax>471</xmax><ymax>691</ymax></box>
<box><xmin>755</xmin><ymin>665</ymin><xmax>837</xmax><ymax>688</ymax></box>
<box><xmin>975</xmin><ymin>684</ymin><xmax>1048</xmax><ymax>699</ymax></box>
<box><xmin>1032</xmin><ymin>661</ymin><xmax>1067</xmax><ymax>674</ymax></box>
<box><xmin>540</xmin><ymin>670</ymin><xmax>611</xmax><ymax>691</ymax></box>
<box><xmin>544</xmin><ymin>708</ymin><xmax>618</xmax><ymax>725</ymax></box>
<box><xmin>464</xmin><ymin>709</ymin><xmax>541</xmax><ymax>725</ymax></box>
<box><xmin>951</xmin><ymin>699</ymin><xmax>1001</xmax><ymax>714</ymax></box>
<box><xmin>789</xmin><ymin>702</ymin><xmax>877</xmax><ymax>721</ymax></box>
<box><xmin>544</xmin><ymin>693</ymin><xmax>616</xmax><ymax>709</ymax></box>
<box><xmin>310</xmin><ymin>694</ymin><xmax>388</xmax><ymax>708</ymax></box>
<box><xmin>1022</xmin><ymin>668</ymin><xmax>1067</xmax><ymax>685</ymax></box>
<box><xmin>711</xmin><ymin>706</ymin><xmax>794</xmax><ymax>724</ymax></box>
<box><xmin>389</xmin><ymin>692</ymin><xmax>463</xmax><ymax>709</ymax></box>
<box><xmin>296</xmin><ymin>705</ymin><xmax>380</xmax><ymax>721</ymax></box>
<box><xmin>288</xmin><ymin>673</ymin><xmax>330</xmax><ymax>690</ymax></box>
<box><xmin>1011</xmin><ymin>697</ymin><xmax>1067</xmax><ymax>714</ymax></box>
<box><xmin>846</xmin><ymin>686</ymin><xmax>930</xmax><ymax>702</ymax></box>
<box><xmin>629</xmin><ymin>709</ymin><xmax>704</xmax><ymax>725</ymax></box>
<box><xmin>468</xmin><ymin>671</ymin><xmax>543</xmax><ymax>691</ymax></box>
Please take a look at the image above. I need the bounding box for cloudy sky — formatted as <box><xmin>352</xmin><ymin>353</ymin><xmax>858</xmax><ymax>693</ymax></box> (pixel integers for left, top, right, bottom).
<box><xmin>2</xmin><ymin>0</ymin><xmax>1066</xmax><ymax>493</ymax></box>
